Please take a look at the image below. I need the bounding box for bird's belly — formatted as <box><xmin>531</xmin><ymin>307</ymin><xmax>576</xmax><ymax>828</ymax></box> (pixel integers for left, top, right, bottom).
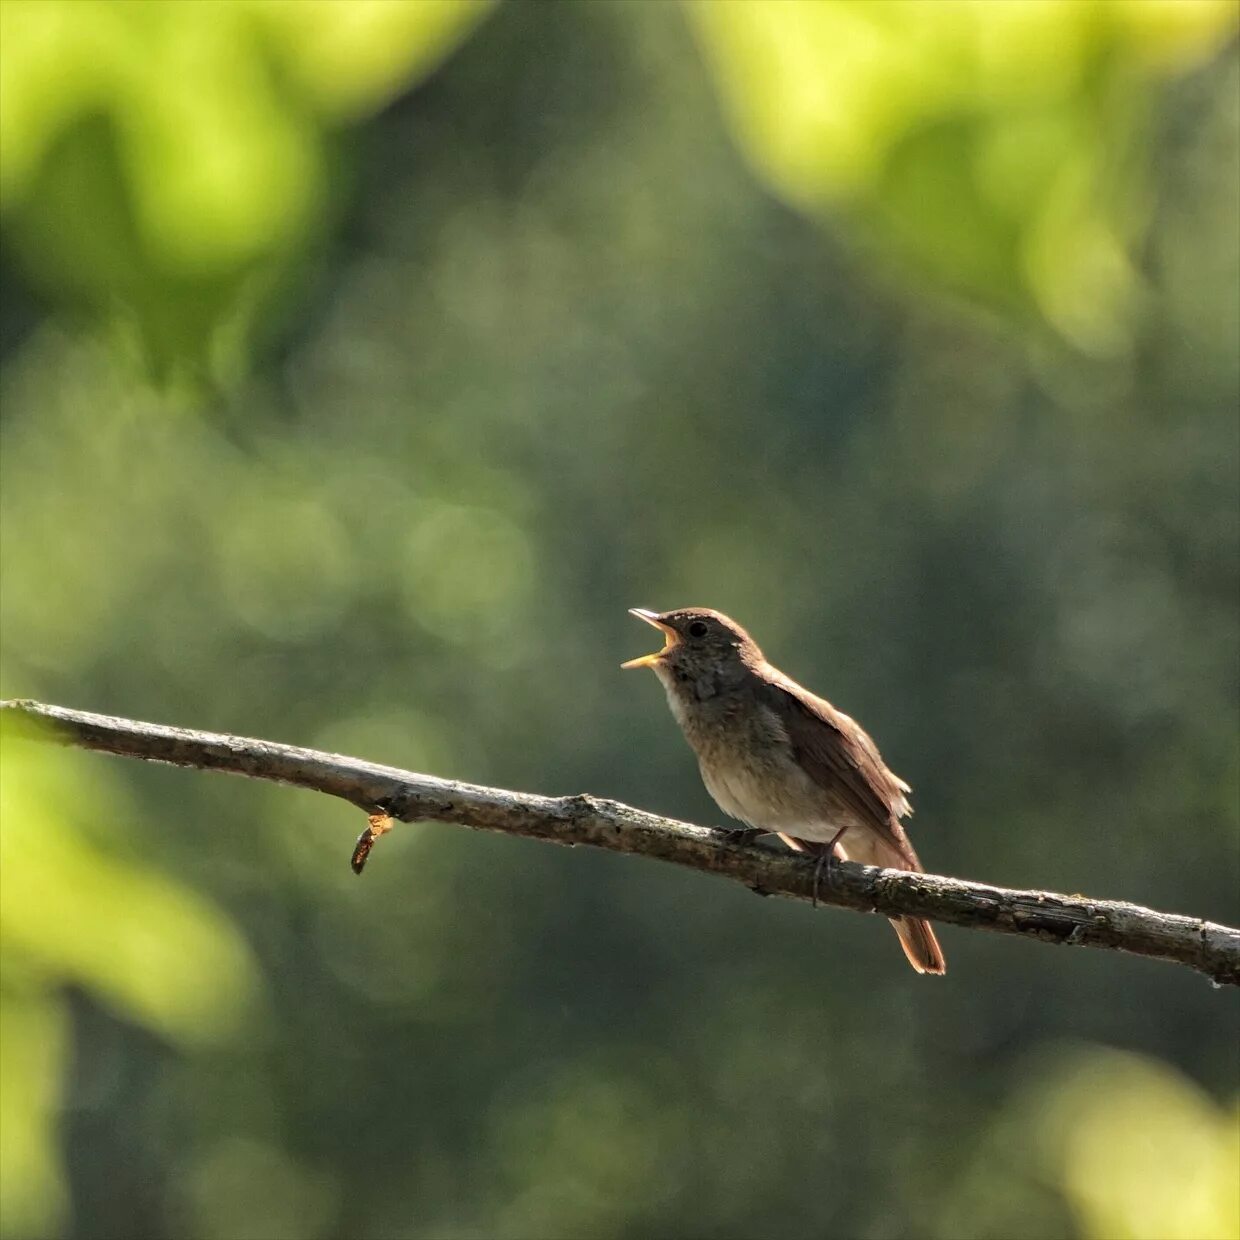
<box><xmin>697</xmin><ymin>739</ymin><xmax>841</xmax><ymax>840</ymax></box>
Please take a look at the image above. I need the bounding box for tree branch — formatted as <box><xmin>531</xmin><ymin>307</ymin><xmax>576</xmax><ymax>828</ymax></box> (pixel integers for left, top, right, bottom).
<box><xmin>3</xmin><ymin>698</ymin><xmax>1237</xmax><ymax>987</ymax></box>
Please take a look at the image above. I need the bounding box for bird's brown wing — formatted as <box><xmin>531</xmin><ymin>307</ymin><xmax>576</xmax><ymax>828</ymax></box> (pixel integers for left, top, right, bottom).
<box><xmin>760</xmin><ymin>670</ymin><xmax>921</xmax><ymax>869</ymax></box>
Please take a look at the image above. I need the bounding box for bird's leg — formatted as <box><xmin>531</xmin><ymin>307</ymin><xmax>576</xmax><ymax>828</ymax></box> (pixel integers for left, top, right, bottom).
<box><xmin>774</xmin><ymin>833</ymin><xmax>826</xmax><ymax>907</ymax></box>
<box><xmin>811</xmin><ymin>847</ymin><xmax>829</xmax><ymax>909</ymax></box>
<box><xmin>775</xmin><ymin>833</ymin><xmax>834</xmax><ymax>908</ymax></box>
<box><xmin>811</xmin><ymin>827</ymin><xmax>851</xmax><ymax>908</ymax></box>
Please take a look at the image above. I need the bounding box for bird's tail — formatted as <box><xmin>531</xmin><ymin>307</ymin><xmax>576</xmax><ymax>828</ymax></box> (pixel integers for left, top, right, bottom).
<box><xmin>782</xmin><ymin>831</ymin><xmax>948</xmax><ymax>977</ymax></box>
<box><xmin>889</xmin><ymin>916</ymin><xmax>946</xmax><ymax>976</ymax></box>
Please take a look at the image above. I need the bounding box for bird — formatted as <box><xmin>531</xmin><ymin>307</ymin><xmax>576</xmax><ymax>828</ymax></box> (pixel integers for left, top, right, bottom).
<box><xmin>622</xmin><ymin>606</ymin><xmax>945</xmax><ymax>975</ymax></box>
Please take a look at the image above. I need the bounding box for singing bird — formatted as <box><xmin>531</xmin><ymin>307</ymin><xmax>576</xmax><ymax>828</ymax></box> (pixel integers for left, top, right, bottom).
<box><xmin>623</xmin><ymin>606</ymin><xmax>945</xmax><ymax>975</ymax></box>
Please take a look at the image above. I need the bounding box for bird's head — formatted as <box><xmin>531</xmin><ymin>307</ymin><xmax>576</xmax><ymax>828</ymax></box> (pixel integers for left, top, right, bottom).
<box><xmin>622</xmin><ymin>607</ymin><xmax>763</xmax><ymax>696</ymax></box>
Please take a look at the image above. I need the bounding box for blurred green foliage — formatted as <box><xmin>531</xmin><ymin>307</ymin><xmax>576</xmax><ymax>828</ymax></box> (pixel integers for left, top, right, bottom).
<box><xmin>689</xmin><ymin>0</ymin><xmax>1237</xmax><ymax>352</ymax></box>
<box><xmin>0</xmin><ymin>0</ymin><xmax>493</xmax><ymax>377</ymax></box>
<box><xmin>1</xmin><ymin>3</ymin><xmax>1238</xmax><ymax>1239</ymax></box>
<box><xmin>944</xmin><ymin>1045</ymin><xmax>1240</xmax><ymax>1240</ymax></box>
<box><xmin>0</xmin><ymin>719</ymin><xmax>258</xmax><ymax>1235</ymax></box>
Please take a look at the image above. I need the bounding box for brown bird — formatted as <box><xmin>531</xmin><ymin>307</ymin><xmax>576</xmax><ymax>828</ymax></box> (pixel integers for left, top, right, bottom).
<box><xmin>623</xmin><ymin>606</ymin><xmax>945</xmax><ymax>975</ymax></box>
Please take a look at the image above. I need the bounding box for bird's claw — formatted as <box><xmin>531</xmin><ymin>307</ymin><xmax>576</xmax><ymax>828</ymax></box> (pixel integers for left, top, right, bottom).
<box><xmin>811</xmin><ymin>847</ymin><xmax>838</xmax><ymax>909</ymax></box>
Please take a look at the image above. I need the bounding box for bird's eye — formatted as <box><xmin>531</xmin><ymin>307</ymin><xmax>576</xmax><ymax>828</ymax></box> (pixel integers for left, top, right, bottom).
<box><xmin>688</xmin><ymin>620</ymin><xmax>708</xmax><ymax>639</ymax></box>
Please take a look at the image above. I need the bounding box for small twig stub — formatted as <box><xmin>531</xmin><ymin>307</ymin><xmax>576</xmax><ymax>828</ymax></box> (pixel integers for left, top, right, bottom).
<box><xmin>350</xmin><ymin>813</ymin><xmax>395</xmax><ymax>874</ymax></box>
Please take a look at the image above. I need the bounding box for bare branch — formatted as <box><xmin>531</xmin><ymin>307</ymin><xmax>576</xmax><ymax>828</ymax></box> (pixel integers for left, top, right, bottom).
<box><xmin>3</xmin><ymin>698</ymin><xmax>1237</xmax><ymax>986</ymax></box>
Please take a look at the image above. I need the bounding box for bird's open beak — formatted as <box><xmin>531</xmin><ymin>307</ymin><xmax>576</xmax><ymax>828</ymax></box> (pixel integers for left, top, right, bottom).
<box><xmin>621</xmin><ymin>608</ymin><xmax>678</xmax><ymax>669</ymax></box>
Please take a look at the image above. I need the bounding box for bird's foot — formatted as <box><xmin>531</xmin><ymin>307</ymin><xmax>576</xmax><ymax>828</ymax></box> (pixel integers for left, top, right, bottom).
<box><xmin>810</xmin><ymin>846</ymin><xmax>838</xmax><ymax>909</ymax></box>
<box><xmin>721</xmin><ymin>826</ymin><xmax>762</xmax><ymax>847</ymax></box>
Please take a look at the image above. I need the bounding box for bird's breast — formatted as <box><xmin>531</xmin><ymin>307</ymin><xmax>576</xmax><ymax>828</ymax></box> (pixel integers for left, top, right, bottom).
<box><xmin>664</xmin><ymin>687</ymin><xmax>828</xmax><ymax>831</ymax></box>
